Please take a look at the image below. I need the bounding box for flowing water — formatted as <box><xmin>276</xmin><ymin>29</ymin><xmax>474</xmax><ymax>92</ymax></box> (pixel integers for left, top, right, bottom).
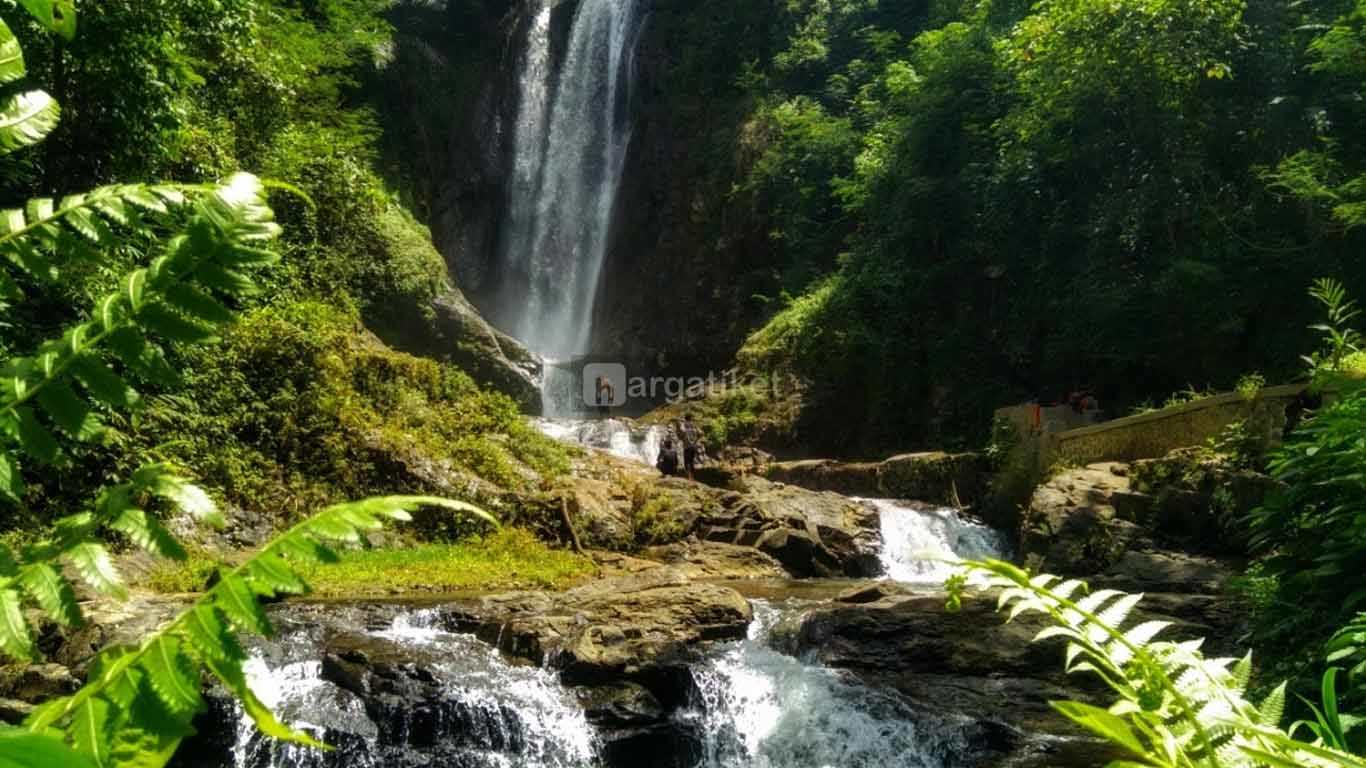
<box><xmin>684</xmin><ymin>602</ymin><xmax>971</xmax><ymax>768</ymax></box>
<box><xmin>866</xmin><ymin>498</ymin><xmax>1011</xmax><ymax>583</ymax></box>
<box><xmin>535</xmin><ymin>416</ymin><xmax>665</xmax><ymax>465</ymax></box>
<box><xmin>230</xmin><ymin>611</ymin><xmax>598</xmax><ymax>768</ymax></box>
<box><xmin>497</xmin><ymin>0</ymin><xmax>644</xmax><ymax>359</ymax></box>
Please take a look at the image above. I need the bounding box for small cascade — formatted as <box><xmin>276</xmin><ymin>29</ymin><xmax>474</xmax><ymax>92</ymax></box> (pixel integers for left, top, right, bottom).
<box><xmin>228</xmin><ymin>612</ymin><xmax>597</xmax><ymax>768</ymax></box>
<box><xmin>683</xmin><ymin>602</ymin><xmax>970</xmax><ymax>768</ymax></box>
<box><xmin>863</xmin><ymin>499</ymin><xmax>1010</xmax><ymax>583</ymax></box>
<box><xmin>536</xmin><ymin>416</ymin><xmax>665</xmax><ymax>466</ymax></box>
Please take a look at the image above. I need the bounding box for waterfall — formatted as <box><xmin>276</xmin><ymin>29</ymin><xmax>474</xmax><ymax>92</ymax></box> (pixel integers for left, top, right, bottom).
<box><xmin>499</xmin><ymin>0</ymin><xmax>644</xmax><ymax>359</ymax></box>
<box><xmin>862</xmin><ymin>499</ymin><xmax>1010</xmax><ymax>583</ymax></box>
<box><xmin>683</xmin><ymin>602</ymin><xmax>971</xmax><ymax>768</ymax></box>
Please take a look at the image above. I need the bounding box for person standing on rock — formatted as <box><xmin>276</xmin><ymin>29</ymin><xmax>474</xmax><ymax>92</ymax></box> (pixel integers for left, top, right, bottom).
<box><xmin>679</xmin><ymin>413</ymin><xmax>703</xmax><ymax>480</ymax></box>
<box><xmin>656</xmin><ymin>438</ymin><xmax>680</xmax><ymax>476</ymax></box>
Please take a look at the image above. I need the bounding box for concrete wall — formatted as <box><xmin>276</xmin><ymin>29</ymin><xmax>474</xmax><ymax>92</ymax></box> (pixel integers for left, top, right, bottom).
<box><xmin>1038</xmin><ymin>384</ymin><xmax>1307</xmax><ymax>467</ymax></box>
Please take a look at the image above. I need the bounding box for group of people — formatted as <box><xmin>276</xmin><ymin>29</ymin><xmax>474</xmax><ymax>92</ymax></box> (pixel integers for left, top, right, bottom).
<box><xmin>656</xmin><ymin>413</ymin><xmax>704</xmax><ymax>480</ymax></box>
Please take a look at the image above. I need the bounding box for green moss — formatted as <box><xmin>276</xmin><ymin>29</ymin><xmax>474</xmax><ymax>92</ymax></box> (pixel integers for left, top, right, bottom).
<box><xmin>631</xmin><ymin>493</ymin><xmax>691</xmax><ymax>546</ymax></box>
<box><xmin>157</xmin><ymin>300</ymin><xmax>568</xmax><ymax>520</ymax></box>
<box><xmin>297</xmin><ymin>528</ymin><xmax>594</xmax><ymax>596</ymax></box>
<box><xmin>146</xmin><ymin>549</ymin><xmax>221</xmax><ymax>594</ymax></box>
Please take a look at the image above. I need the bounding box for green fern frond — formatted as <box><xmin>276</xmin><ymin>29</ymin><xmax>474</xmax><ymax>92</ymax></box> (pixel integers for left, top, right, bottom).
<box><xmin>12</xmin><ymin>495</ymin><xmax>490</xmax><ymax>767</ymax></box>
<box><xmin>953</xmin><ymin>558</ymin><xmax>1366</xmax><ymax>768</ymax></box>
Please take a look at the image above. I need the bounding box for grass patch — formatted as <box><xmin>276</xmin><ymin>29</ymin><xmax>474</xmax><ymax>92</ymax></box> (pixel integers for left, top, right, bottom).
<box><xmin>297</xmin><ymin>528</ymin><xmax>594</xmax><ymax>597</ymax></box>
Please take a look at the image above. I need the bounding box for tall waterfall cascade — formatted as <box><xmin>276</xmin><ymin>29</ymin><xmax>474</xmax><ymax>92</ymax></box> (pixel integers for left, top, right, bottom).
<box><xmin>499</xmin><ymin>0</ymin><xmax>644</xmax><ymax>360</ymax></box>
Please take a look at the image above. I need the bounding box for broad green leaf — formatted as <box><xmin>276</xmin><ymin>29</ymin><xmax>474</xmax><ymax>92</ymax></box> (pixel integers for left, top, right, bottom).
<box><xmin>246</xmin><ymin>553</ymin><xmax>306</xmax><ymax>595</ymax></box>
<box><xmin>18</xmin><ymin>562</ymin><xmax>80</xmax><ymax>627</ymax></box>
<box><xmin>0</xmin><ymin>588</ymin><xmax>34</xmax><ymax>661</ymax></box>
<box><xmin>1052</xmin><ymin>700</ymin><xmax>1148</xmax><ymax>758</ymax></box>
<box><xmin>0</xmin><ymin>728</ymin><xmax>97</xmax><ymax>768</ymax></box>
<box><xmin>0</xmin><ymin>90</ymin><xmax>59</xmax><ymax>155</ymax></box>
<box><xmin>65</xmin><ymin>542</ymin><xmax>126</xmax><ymax>600</ymax></box>
<box><xmin>0</xmin><ymin>20</ymin><xmax>23</xmax><ymax>85</ymax></box>
<box><xmin>15</xmin><ymin>0</ymin><xmax>77</xmax><ymax>40</ymax></box>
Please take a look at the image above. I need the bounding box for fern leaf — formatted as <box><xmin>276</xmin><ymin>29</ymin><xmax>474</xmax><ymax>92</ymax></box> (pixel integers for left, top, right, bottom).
<box><xmin>105</xmin><ymin>328</ymin><xmax>179</xmax><ymax>387</ymax></box>
<box><xmin>0</xmin><ymin>450</ymin><xmax>22</xmax><ymax>503</ymax></box>
<box><xmin>134</xmin><ymin>468</ymin><xmax>221</xmax><ymax>528</ymax></box>
<box><xmin>1091</xmin><ymin>592</ymin><xmax>1144</xmax><ymax>644</ymax></box>
<box><xmin>0</xmin><ymin>90</ymin><xmax>59</xmax><ymax>155</ymax></box>
<box><xmin>138</xmin><ymin>303</ymin><xmax>217</xmax><ymax>344</ymax></box>
<box><xmin>213</xmin><ymin>574</ymin><xmax>270</xmax><ymax>635</ymax></box>
<box><xmin>69</xmin><ymin>696</ymin><xmax>113</xmax><ymax>764</ymax></box>
<box><xmin>246</xmin><ymin>553</ymin><xmax>306</xmax><ymax>596</ymax></box>
<box><xmin>35</xmin><ymin>381</ymin><xmax>103</xmax><ymax>441</ymax></box>
<box><xmin>110</xmin><ymin>508</ymin><xmax>186</xmax><ymax>561</ymax></box>
<box><xmin>0</xmin><ymin>19</ymin><xmax>25</xmax><ymax>85</ymax></box>
<box><xmin>14</xmin><ymin>406</ymin><xmax>58</xmax><ymax>463</ymax></box>
<box><xmin>161</xmin><ymin>283</ymin><xmax>233</xmax><ymax>325</ymax></box>
<box><xmin>65</xmin><ymin>542</ymin><xmax>126</xmax><ymax>600</ymax></box>
<box><xmin>202</xmin><ymin>654</ymin><xmax>325</xmax><ymax>750</ymax></box>
<box><xmin>18</xmin><ymin>562</ymin><xmax>80</xmax><ymax>627</ymax></box>
<box><xmin>141</xmin><ymin>637</ymin><xmax>201</xmax><ymax>714</ymax></box>
<box><xmin>0</xmin><ymin>587</ymin><xmax>34</xmax><ymax>660</ymax></box>
<box><xmin>69</xmin><ymin>356</ymin><xmax>139</xmax><ymax>410</ymax></box>
<box><xmin>179</xmin><ymin>604</ymin><xmax>242</xmax><ymax>665</ymax></box>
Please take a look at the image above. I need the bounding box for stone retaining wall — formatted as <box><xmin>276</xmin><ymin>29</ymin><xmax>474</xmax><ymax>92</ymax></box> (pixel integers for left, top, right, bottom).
<box><xmin>1040</xmin><ymin>384</ymin><xmax>1307</xmax><ymax>467</ymax></box>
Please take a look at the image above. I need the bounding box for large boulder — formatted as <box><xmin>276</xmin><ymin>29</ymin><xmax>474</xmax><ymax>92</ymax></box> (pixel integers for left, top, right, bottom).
<box><xmin>441</xmin><ymin>568</ymin><xmax>752</xmax><ymax>684</ymax></box>
<box><xmin>763</xmin><ymin>459</ymin><xmax>881</xmax><ymax>496</ymax></box>
<box><xmin>696</xmin><ymin>477</ymin><xmax>882</xmax><ymax>577</ymax></box>
<box><xmin>1018</xmin><ymin>463</ymin><xmax>1151</xmax><ymax>575</ymax></box>
<box><xmin>878</xmin><ymin>451</ymin><xmax>990</xmax><ymax>507</ymax></box>
<box><xmin>762</xmin><ymin>452</ymin><xmax>991</xmax><ymax>511</ymax></box>
<box><xmin>428</xmin><ymin>289</ymin><xmax>542</xmax><ymax>413</ymax></box>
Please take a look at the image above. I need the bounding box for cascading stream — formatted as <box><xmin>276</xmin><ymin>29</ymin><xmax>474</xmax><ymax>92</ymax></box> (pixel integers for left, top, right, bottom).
<box><xmin>684</xmin><ymin>601</ymin><xmax>972</xmax><ymax>768</ymax></box>
<box><xmin>498</xmin><ymin>0</ymin><xmax>644</xmax><ymax>361</ymax></box>
<box><xmin>863</xmin><ymin>498</ymin><xmax>1010</xmax><ymax>583</ymax></box>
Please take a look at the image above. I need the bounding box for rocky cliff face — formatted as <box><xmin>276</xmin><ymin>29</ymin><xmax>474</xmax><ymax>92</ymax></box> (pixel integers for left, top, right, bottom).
<box><xmin>375</xmin><ymin>0</ymin><xmax>778</xmax><ymax>377</ymax></box>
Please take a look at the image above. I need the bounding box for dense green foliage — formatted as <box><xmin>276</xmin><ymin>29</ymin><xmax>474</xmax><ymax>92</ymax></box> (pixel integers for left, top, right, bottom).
<box><xmin>0</xmin><ymin>0</ymin><xmax>566</xmax><ymax>526</ymax></box>
<box><xmin>0</xmin><ymin>3</ymin><xmax>555</xmax><ymax>765</ymax></box>
<box><xmin>725</xmin><ymin>0</ymin><xmax>1366</xmax><ymax>453</ymax></box>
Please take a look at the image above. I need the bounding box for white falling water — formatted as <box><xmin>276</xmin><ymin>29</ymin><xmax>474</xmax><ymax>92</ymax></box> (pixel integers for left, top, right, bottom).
<box><xmin>861</xmin><ymin>499</ymin><xmax>1009</xmax><ymax>583</ymax></box>
<box><xmin>535</xmin><ymin>416</ymin><xmax>665</xmax><ymax>466</ymax></box>
<box><xmin>684</xmin><ymin>602</ymin><xmax>969</xmax><ymax>768</ymax></box>
<box><xmin>231</xmin><ymin>612</ymin><xmax>597</xmax><ymax>768</ymax></box>
<box><xmin>499</xmin><ymin>0</ymin><xmax>644</xmax><ymax>359</ymax></box>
